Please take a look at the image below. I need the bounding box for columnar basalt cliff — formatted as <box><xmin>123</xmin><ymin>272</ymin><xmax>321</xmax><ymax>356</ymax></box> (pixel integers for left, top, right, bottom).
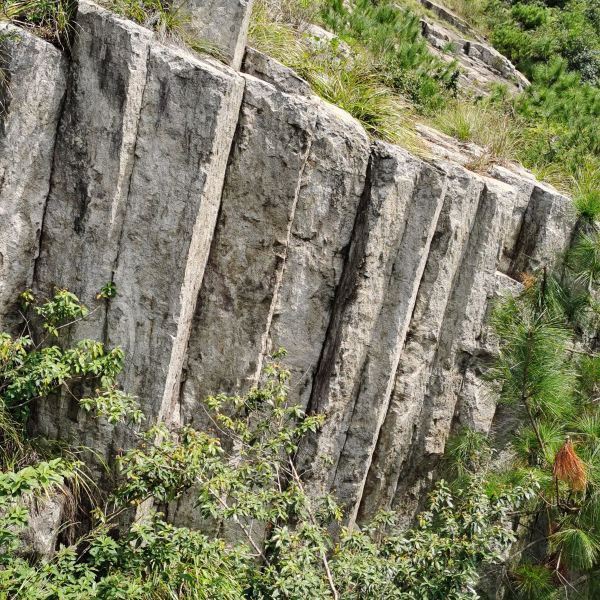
<box><xmin>0</xmin><ymin>0</ymin><xmax>576</xmax><ymax>529</ymax></box>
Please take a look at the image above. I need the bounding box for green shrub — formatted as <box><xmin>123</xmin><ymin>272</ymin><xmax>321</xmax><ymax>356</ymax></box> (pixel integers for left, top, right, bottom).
<box><xmin>0</xmin><ymin>293</ymin><xmax>533</xmax><ymax>599</ymax></box>
<box><xmin>488</xmin><ymin>228</ymin><xmax>600</xmax><ymax>596</ymax></box>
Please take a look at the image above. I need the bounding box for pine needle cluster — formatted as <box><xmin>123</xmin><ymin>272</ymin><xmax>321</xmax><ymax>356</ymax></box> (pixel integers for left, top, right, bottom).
<box><xmin>487</xmin><ymin>223</ymin><xmax>600</xmax><ymax>596</ymax></box>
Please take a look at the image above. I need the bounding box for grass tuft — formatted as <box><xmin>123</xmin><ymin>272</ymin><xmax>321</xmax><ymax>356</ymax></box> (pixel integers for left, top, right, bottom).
<box><xmin>1</xmin><ymin>0</ymin><xmax>75</xmax><ymax>46</ymax></box>
<box><xmin>433</xmin><ymin>100</ymin><xmax>520</xmax><ymax>167</ymax></box>
<box><xmin>107</xmin><ymin>0</ymin><xmax>188</xmax><ymax>37</ymax></box>
<box><xmin>249</xmin><ymin>0</ymin><xmax>423</xmax><ymax>150</ymax></box>
<box><xmin>573</xmin><ymin>161</ymin><xmax>600</xmax><ymax>222</ymax></box>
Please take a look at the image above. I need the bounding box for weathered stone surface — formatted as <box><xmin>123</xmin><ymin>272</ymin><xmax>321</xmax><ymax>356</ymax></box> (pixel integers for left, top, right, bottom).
<box><xmin>0</xmin><ymin>25</ymin><xmax>66</xmax><ymax>330</ymax></box>
<box><xmin>358</xmin><ymin>163</ymin><xmax>485</xmax><ymax>521</ymax></box>
<box><xmin>0</xmin><ymin>7</ymin><xmax>578</xmax><ymax>538</ymax></box>
<box><xmin>32</xmin><ymin>1</ymin><xmax>154</xmax><ymax>448</ymax></box>
<box><xmin>18</xmin><ymin>492</ymin><xmax>66</xmax><ymax>560</ymax></box>
<box><xmin>455</xmin><ymin>271</ymin><xmax>524</xmax><ymax>432</ymax></box>
<box><xmin>488</xmin><ymin>165</ymin><xmax>536</xmax><ymax>274</ymax></box>
<box><xmin>242</xmin><ymin>47</ymin><xmax>312</xmax><ymax>97</ymax></box>
<box><xmin>35</xmin><ymin>0</ymin><xmax>153</xmax><ymax>343</ymax></box>
<box><xmin>509</xmin><ymin>181</ymin><xmax>576</xmax><ymax>277</ymax></box>
<box><xmin>34</xmin><ymin>1</ymin><xmax>245</xmax><ymax>451</ymax></box>
<box><xmin>420</xmin><ymin>17</ymin><xmax>529</xmax><ymax>96</ymax></box>
<box><xmin>417</xmin><ymin>176</ymin><xmax>515</xmax><ymax>460</ymax></box>
<box><xmin>266</xmin><ymin>101</ymin><xmax>370</xmax><ymax>411</ymax></box>
<box><xmin>297</xmin><ymin>144</ymin><xmax>446</xmax><ymax>523</ymax></box>
<box><xmin>174</xmin><ymin>83</ymin><xmax>368</xmax><ymax>530</ymax></box>
<box><xmin>107</xmin><ymin>45</ymin><xmax>244</xmax><ymax>426</ymax></box>
<box><xmin>186</xmin><ymin>0</ymin><xmax>253</xmax><ymax>69</ymax></box>
<box><xmin>180</xmin><ymin>75</ymin><xmax>317</xmax><ymax>430</ymax></box>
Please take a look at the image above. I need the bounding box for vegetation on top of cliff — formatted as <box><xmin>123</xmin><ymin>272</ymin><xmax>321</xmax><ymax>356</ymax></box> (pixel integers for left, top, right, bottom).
<box><xmin>4</xmin><ymin>0</ymin><xmax>597</xmax><ymax>202</ymax></box>
<box><xmin>250</xmin><ymin>0</ymin><xmax>600</xmax><ymax>205</ymax></box>
<box><xmin>428</xmin><ymin>0</ymin><xmax>600</xmax><ymax>201</ymax></box>
<box><xmin>249</xmin><ymin>0</ymin><xmax>460</xmax><ymax>147</ymax></box>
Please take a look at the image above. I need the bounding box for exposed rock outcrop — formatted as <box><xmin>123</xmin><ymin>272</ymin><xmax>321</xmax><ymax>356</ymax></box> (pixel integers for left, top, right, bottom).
<box><xmin>419</xmin><ymin>6</ymin><xmax>529</xmax><ymax>96</ymax></box>
<box><xmin>0</xmin><ymin>1</ymin><xmax>575</xmax><ymax>531</ymax></box>
<box><xmin>0</xmin><ymin>24</ymin><xmax>67</xmax><ymax>330</ymax></box>
<box><xmin>33</xmin><ymin>2</ymin><xmax>244</xmax><ymax>459</ymax></box>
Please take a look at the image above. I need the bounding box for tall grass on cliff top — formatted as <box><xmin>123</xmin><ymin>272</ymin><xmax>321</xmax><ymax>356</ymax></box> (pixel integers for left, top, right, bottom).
<box><xmin>432</xmin><ymin>0</ymin><xmax>600</xmax><ymax>197</ymax></box>
<box><xmin>249</xmin><ymin>0</ymin><xmax>452</xmax><ymax>149</ymax></box>
<box><xmin>252</xmin><ymin>0</ymin><xmax>600</xmax><ymax>201</ymax></box>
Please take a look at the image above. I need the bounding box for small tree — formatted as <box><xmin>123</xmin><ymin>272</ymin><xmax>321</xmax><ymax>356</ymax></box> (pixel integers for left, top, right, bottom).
<box><xmin>489</xmin><ymin>228</ymin><xmax>600</xmax><ymax>597</ymax></box>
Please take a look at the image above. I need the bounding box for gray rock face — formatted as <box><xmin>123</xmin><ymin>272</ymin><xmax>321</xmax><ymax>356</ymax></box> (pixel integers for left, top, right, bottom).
<box><xmin>174</xmin><ymin>81</ymin><xmax>369</xmax><ymax>528</ymax></box>
<box><xmin>186</xmin><ymin>0</ymin><xmax>253</xmax><ymax>69</ymax></box>
<box><xmin>18</xmin><ymin>492</ymin><xmax>66</xmax><ymax>559</ymax></box>
<box><xmin>297</xmin><ymin>145</ymin><xmax>446</xmax><ymax>522</ymax></box>
<box><xmin>242</xmin><ymin>47</ymin><xmax>312</xmax><ymax>97</ymax></box>
<box><xmin>0</xmin><ymin>25</ymin><xmax>66</xmax><ymax>330</ymax></box>
<box><xmin>35</xmin><ymin>1</ymin><xmax>153</xmax><ymax>341</ymax></box>
<box><xmin>509</xmin><ymin>182</ymin><xmax>575</xmax><ymax>277</ymax></box>
<box><xmin>357</xmin><ymin>163</ymin><xmax>485</xmax><ymax>521</ymax></box>
<box><xmin>266</xmin><ymin>101</ymin><xmax>370</xmax><ymax>411</ymax></box>
<box><xmin>107</xmin><ymin>44</ymin><xmax>244</xmax><ymax>426</ymax></box>
<box><xmin>180</xmin><ymin>74</ymin><xmax>318</xmax><ymax>429</ymax></box>
<box><xmin>33</xmin><ymin>1</ymin><xmax>244</xmax><ymax>455</ymax></box>
<box><xmin>0</xmin><ymin>6</ymin><xmax>576</xmax><ymax>534</ymax></box>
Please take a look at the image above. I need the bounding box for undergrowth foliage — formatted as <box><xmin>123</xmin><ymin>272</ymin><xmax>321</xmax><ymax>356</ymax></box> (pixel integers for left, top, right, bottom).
<box><xmin>0</xmin><ymin>290</ymin><xmax>533</xmax><ymax>599</ymax></box>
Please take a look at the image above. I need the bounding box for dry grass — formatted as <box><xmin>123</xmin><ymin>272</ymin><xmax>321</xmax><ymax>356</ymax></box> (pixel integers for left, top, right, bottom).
<box><xmin>432</xmin><ymin>101</ymin><xmax>521</xmax><ymax>167</ymax></box>
<box><xmin>437</xmin><ymin>0</ymin><xmax>490</xmax><ymax>34</ymax></box>
<box><xmin>553</xmin><ymin>438</ymin><xmax>587</xmax><ymax>492</ymax></box>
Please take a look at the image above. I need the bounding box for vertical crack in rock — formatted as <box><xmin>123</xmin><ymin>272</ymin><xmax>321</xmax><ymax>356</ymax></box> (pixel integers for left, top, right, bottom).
<box><xmin>251</xmin><ymin>138</ymin><xmax>314</xmax><ymax>385</ymax></box>
<box><xmin>34</xmin><ymin>1</ymin><xmax>153</xmax><ymax>339</ymax></box>
<box><xmin>266</xmin><ymin>101</ymin><xmax>370</xmax><ymax>413</ymax></box>
<box><xmin>331</xmin><ymin>149</ymin><xmax>447</xmax><ymax>525</ymax></box>
<box><xmin>104</xmin><ymin>42</ymin><xmax>154</xmax><ymax>347</ymax></box>
<box><xmin>32</xmin><ymin>1</ymin><xmax>154</xmax><ymax>448</ymax></box>
<box><xmin>301</xmin><ymin>155</ymin><xmax>374</xmax><ymax>436</ymax></box>
<box><xmin>357</xmin><ymin>163</ymin><xmax>484</xmax><ymax>522</ymax></box>
<box><xmin>179</xmin><ymin>76</ymin><xmax>318</xmax><ymax>429</ymax></box>
<box><xmin>298</xmin><ymin>144</ymin><xmax>446</xmax><ymax>518</ymax></box>
<box><xmin>172</xmin><ymin>76</ymin><xmax>317</xmax><ymax>528</ymax></box>
<box><xmin>0</xmin><ymin>24</ymin><xmax>67</xmax><ymax>331</ymax></box>
<box><xmin>32</xmin><ymin>0</ymin><xmax>246</xmax><ymax>462</ymax></box>
<box><xmin>106</xmin><ymin>44</ymin><xmax>245</xmax><ymax>431</ymax></box>
<box><xmin>487</xmin><ymin>165</ymin><xmax>535</xmax><ymax>274</ymax></box>
<box><xmin>509</xmin><ymin>181</ymin><xmax>575</xmax><ymax>278</ymax></box>
<box><xmin>413</xmin><ymin>179</ymin><xmax>515</xmax><ymax>476</ymax></box>
<box><xmin>384</xmin><ymin>176</ymin><xmax>523</xmax><ymax>522</ymax></box>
